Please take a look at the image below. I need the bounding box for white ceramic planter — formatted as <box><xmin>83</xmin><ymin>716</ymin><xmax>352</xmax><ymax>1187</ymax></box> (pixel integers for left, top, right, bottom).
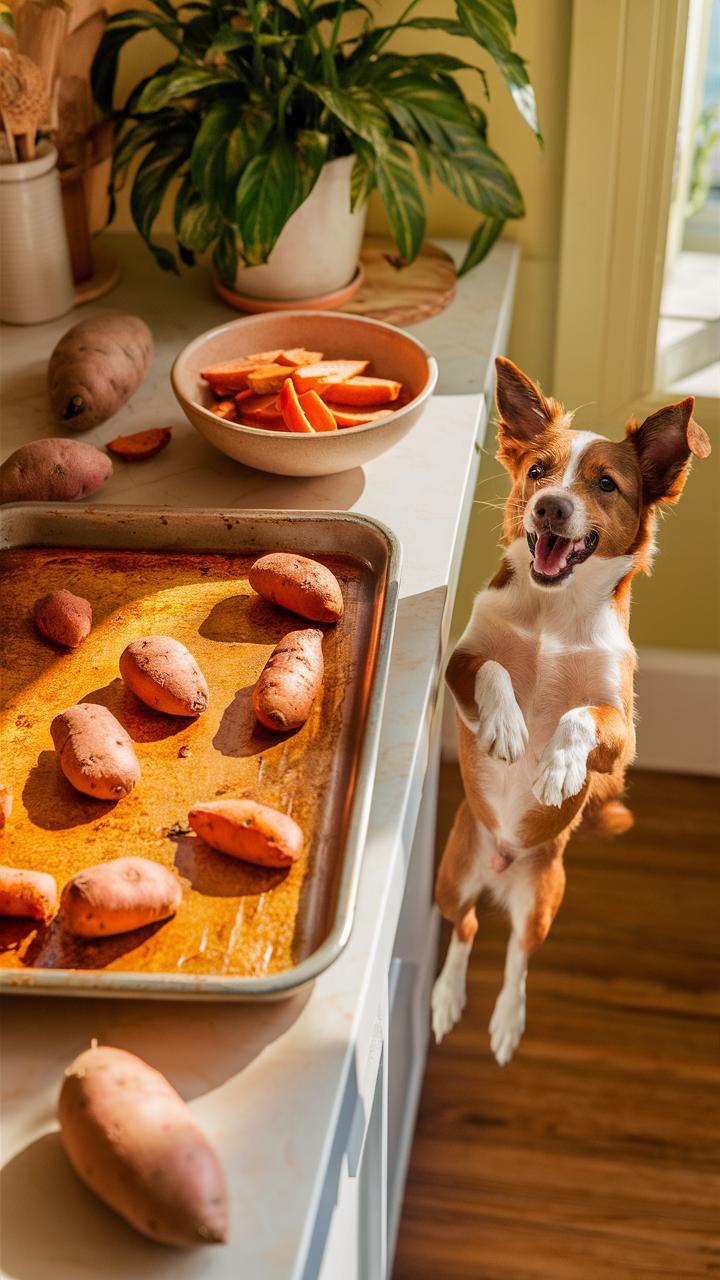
<box><xmin>0</xmin><ymin>142</ymin><xmax>75</xmax><ymax>325</ymax></box>
<box><xmin>234</xmin><ymin>154</ymin><xmax>367</xmax><ymax>301</ymax></box>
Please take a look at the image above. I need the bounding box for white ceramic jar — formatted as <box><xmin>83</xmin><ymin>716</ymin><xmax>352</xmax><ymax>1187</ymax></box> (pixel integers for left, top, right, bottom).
<box><xmin>0</xmin><ymin>142</ymin><xmax>75</xmax><ymax>324</ymax></box>
<box><xmin>233</xmin><ymin>154</ymin><xmax>367</xmax><ymax>301</ymax></box>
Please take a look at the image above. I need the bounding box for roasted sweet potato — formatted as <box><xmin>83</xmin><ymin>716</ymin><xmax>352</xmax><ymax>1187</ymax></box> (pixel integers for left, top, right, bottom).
<box><xmin>61</xmin><ymin>856</ymin><xmax>182</xmax><ymax>937</ymax></box>
<box><xmin>51</xmin><ymin>703</ymin><xmax>141</xmax><ymax>800</ymax></box>
<box><xmin>324</xmin><ymin>375</ymin><xmax>401</xmax><ymax>406</ymax></box>
<box><xmin>279</xmin><ymin>379</ymin><xmax>315</xmax><ymax>433</ymax></box>
<box><xmin>34</xmin><ymin>590</ymin><xmax>92</xmax><ymax>649</ymax></box>
<box><xmin>252</xmin><ymin>628</ymin><xmax>324</xmax><ymax>731</ymax></box>
<box><xmin>249</xmin><ymin>552</ymin><xmax>344</xmax><ymax>623</ymax></box>
<box><xmin>298</xmin><ymin>390</ymin><xmax>337</xmax><ymax>433</ymax></box>
<box><xmin>188</xmin><ymin>799</ymin><xmax>303</xmax><ymax>868</ymax></box>
<box><xmin>48</xmin><ymin>315</ymin><xmax>153</xmax><ymax>430</ymax></box>
<box><xmin>107</xmin><ymin>427</ymin><xmax>172</xmax><ymax>460</ymax></box>
<box><xmin>0</xmin><ymin>864</ymin><xmax>57</xmax><ymax>920</ymax></box>
<box><xmin>291</xmin><ymin>360</ymin><xmax>369</xmax><ymax>395</ymax></box>
<box><xmin>0</xmin><ymin>438</ymin><xmax>112</xmax><ymax>504</ymax></box>
<box><xmin>58</xmin><ymin>1044</ymin><xmax>228</xmax><ymax>1247</ymax></box>
<box><xmin>120</xmin><ymin>637</ymin><xmax>209</xmax><ymax>717</ymax></box>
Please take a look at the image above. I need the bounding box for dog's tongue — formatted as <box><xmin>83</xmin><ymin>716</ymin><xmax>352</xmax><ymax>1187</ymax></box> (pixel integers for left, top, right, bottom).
<box><xmin>534</xmin><ymin>532</ymin><xmax>571</xmax><ymax>577</ymax></box>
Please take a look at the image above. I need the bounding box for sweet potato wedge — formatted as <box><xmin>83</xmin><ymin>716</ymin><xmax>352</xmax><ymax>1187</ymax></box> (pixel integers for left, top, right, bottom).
<box><xmin>252</xmin><ymin>628</ymin><xmax>324</xmax><ymax>731</ymax></box>
<box><xmin>331</xmin><ymin>407</ymin><xmax>394</xmax><ymax>427</ymax></box>
<box><xmin>249</xmin><ymin>552</ymin><xmax>344</xmax><ymax>622</ymax></box>
<box><xmin>324</xmin><ymin>376</ymin><xmax>402</xmax><ymax>406</ymax></box>
<box><xmin>60</xmin><ymin>856</ymin><xmax>182</xmax><ymax>937</ymax></box>
<box><xmin>276</xmin><ymin>347</ymin><xmax>324</xmax><ymax>367</ymax></box>
<box><xmin>200</xmin><ymin>350</ymin><xmax>282</xmax><ymax>390</ymax></box>
<box><xmin>246</xmin><ymin>364</ymin><xmax>293</xmax><ymax>395</ymax></box>
<box><xmin>188</xmin><ymin>799</ymin><xmax>303</xmax><ymax>868</ymax></box>
<box><xmin>291</xmin><ymin>360</ymin><xmax>369</xmax><ymax>395</ymax></box>
<box><xmin>210</xmin><ymin>399</ymin><xmax>238</xmax><ymax>420</ymax></box>
<box><xmin>58</xmin><ymin>1044</ymin><xmax>228</xmax><ymax>1247</ymax></box>
<box><xmin>107</xmin><ymin>427</ymin><xmax>172</xmax><ymax>460</ymax></box>
<box><xmin>279</xmin><ymin>379</ymin><xmax>315</xmax><ymax>434</ymax></box>
<box><xmin>0</xmin><ymin>864</ymin><xmax>57</xmax><ymax>920</ymax></box>
<box><xmin>298</xmin><ymin>390</ymin><xmax>337</xmax><ymax>432</ymax></box>
<box><xmin>236</xmin><ymin>392</ymin><xmax>281</xmax><ymax>419</ymax></box>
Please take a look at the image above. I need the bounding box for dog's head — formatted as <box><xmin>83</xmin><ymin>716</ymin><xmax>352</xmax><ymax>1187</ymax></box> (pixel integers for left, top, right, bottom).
<box><xmin>494</xmin><ymin>357</ymin><xmax>710</xmax><ymax>590</ymax></box>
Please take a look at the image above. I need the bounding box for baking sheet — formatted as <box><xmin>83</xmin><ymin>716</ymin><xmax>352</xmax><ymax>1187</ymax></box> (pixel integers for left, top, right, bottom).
<box><xmin>0</xmin><ymin>506</ymin><xmax>399</xmax><ymax>998</ymax></box>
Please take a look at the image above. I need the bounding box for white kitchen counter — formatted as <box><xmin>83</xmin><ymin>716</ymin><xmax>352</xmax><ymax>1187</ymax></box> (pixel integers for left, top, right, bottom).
<box><xmin>0</xmin><ymin>236</ymin><xmax>518</xmax><ymax>1280</ymax></box>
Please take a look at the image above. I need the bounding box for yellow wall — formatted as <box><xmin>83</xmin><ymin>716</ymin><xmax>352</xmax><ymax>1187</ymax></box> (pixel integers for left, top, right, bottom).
<box><xmin>106</xmin><ymin>0</ymin><xmax>717</xmax><ymax>652</ymax></box>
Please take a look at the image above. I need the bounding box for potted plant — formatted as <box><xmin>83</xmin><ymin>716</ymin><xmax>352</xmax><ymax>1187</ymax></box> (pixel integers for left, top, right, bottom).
<box><xmin>94</xmin><ymin>0</ymin><xmax>540</xmax><ymax>300</ymax></box>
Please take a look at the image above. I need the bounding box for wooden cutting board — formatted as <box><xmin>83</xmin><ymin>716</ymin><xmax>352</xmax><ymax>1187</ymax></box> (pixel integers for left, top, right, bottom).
<box><xmin>344</xmin><ymin>235</ymin><xmax>456</xmax><ymax>326</ymax></box>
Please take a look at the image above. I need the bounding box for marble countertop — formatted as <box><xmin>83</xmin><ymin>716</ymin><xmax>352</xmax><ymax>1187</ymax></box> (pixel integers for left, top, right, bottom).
<box><xmin>0</xmin><ymin>235</ymin><xmax>519</xmax><ymax>1280</ymax></box>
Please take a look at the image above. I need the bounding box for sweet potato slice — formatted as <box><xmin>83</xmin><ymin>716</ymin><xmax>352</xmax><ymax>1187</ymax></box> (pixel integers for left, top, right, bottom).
<box><xmin>324</xmin><ymin>376</ymin><xmax>401</xmax><ymax>406</ymax></box>
<box><xmin>237</xmin><ymin>392</ymin><xmax>281</xmax><ymax>419</ymax></box>
<box><xmin>291</xmin><ymin>360</ymin><xmax>369</xmax><ymax>395</ymax></box>
<box><xmin>298</xmin><ymin>391</ymin><xmax>337</xmax><ymax>433</ymax></box>
<box><xmin>332</xmin><ymin>407</ymin><xmax>394</xmax><ymax>427</ymax></box>
<box><xmin>246</xmin><ymin>363</ymin><xmax>293</xmax><ymax>395</ymax></box>
<box><xmin>279</xmin><ymin>379</ymin><xmax>315</xmax><ymax>434</ymax></box>
<box><xmin>276</xmin><ymin>348</ymin><xmax>325</xmax><ymax>367</ymax></box>
<box><xmin>200</xmin><ymin>350</ymin><xmax>282</xmax><ymax>390</ymax></box>
<box><xmin>210</xmin><ymin>399</ymin><xmax>238</xmax><ymax>421</ymax></box>
<box><xmin>107</xmin><ymin>427</ymin><xmax>173</xmax><ymax>460</ymax></box>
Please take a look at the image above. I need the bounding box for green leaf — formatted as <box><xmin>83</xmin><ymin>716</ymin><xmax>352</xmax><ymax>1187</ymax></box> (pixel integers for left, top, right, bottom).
<box><xmin>458</xmin><ymin>215</ymin><xmax>504</xmax><ymax>274</ymax></box>
<box><xmin>430</xmin><ymin>140</ymin><xmax>524</xmax><ymax>219</ymax></box>
<box><xmin>350</xmin><ymin>145</ymin><xmax>376</xmax><ymax>210</ymax></box>
<box><xmin>375</xmin><ymin>142</ymin><xmax>426</xmax><ymax>263</ymax></box>
<box><xmin>111</xmin><ymin>114</ymin><xmax>178</xmax><ymax>188</ymax></box>
<box><xmin>130</xmin><ymin>130</ymin><xmax>193</xmax><ymax>270</ymax></box>
<box><xmin>136</xmin><ymin>66</ymin><xmax>235</xmax><ymax>112</ymax></box>
<box><xmin>191</xmin><ymin>98</ymin><xmax>274</xmax><ymax>218</ymax></box>
<box><xmin>174</xmin><ymin>179</ymin><xmax>221</xmax><ymax>252</ymax></box>
<box><xmin>379</xmin><ymin>72</ymin><xmax>477</xmax><ymax>150</ymax></box>
<box><xmin>235</xmin><ymin>138</ymin><xmax>310</xmax><ymax>266</ymax></box>
<box><xmin>309</xmin><ymin>85</ymin><xmax>391</xmax><ymax>148</ymax></box>
<box><xmin>213</xmin><ymin>225</ymin><xmax>238</xmax><ymax>286</ymax></box>
<box><xmin>455</xmin><ymin>0</ymin><xmax>540</xmax><ymax>139</ymax></box>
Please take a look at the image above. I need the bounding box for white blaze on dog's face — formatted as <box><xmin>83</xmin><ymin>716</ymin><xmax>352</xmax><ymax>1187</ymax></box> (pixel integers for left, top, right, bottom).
<box><xmin>494</xmin><ymin>357</ymin><xmax>710</xmax><ymax>591</ymax></box>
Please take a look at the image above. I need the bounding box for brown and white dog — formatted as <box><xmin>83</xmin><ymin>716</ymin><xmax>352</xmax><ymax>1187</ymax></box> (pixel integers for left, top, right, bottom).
<box><xmin>432</xmin><ymin>357</ymin><xmax>711</xmax><ymax>1065</ymax></box>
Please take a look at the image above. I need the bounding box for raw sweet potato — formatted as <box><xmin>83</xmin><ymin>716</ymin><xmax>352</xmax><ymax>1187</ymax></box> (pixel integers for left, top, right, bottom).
<box><xmin>188</xmin><ymin>799</ymin><xmax>303</xmax><ymax>869</ymax></box>
<box><xmin>0</xmin><ymin>784</ymin><xmax>11</xmax><ymax>828</ymax></box>
<box><xmin>235</xmin><ymin>392</ymin><xmax>281</xmax><ymax>420</ymax></box>
<box><xmin>276</xmin><ymin>347</ymin><xmax>324</xmax><ymax>367</ymax></box>
<box><xmin>200</xmin><ymin>350</ymin><xmax>282</xmax><ymax>391</ymax></box>
<box><xmin>298</xmin><ymin>390</ymin><xmax>337</xmax><ymax>433</ymax></box>
<box><xmin>210</xmin><ymin>399</ymin><xmax>238</xmax><ymax>421</ymax></box>
<box><xmin>60</xmin><ymin>856</ymin><xmax>182</xmax><ymax>937</ymax></box>
<box><xmin>330</xmin><ymin>407</ymin><xmax>393</xmax><ymax>427</ymax></box>
<box><xmin>107</xmin><ymin>426</ymin><xmax>172</xmax><ymax>460</ymax></box>
<box><xmin>246</xmin><ymin>363</ymin><xmax>293</xmax><ymax>395</ymax></box>
<box><xmin>0</xmin><ymin>864</ymin><xmax>57</xmax><ymax>920</ymax></box>
<box><xmin>249</xmin><ymin>552</ymin><xmax>344</xmax><ymax>623</ymax></box>
<box><xmin>48</xmin><ymin>315</ymin><xmax>153</xmax><ymax>430</ymax></box>
<box><xmin>324</xmin><ymin>375</ymin><xmax>401</xmax><ymax>406</ymax></box>
<box><xmin>120</xmin><ymin>637</ymin><xmax>209</xmax><ymax>717</ymax></box>
<box><xmin>279</xmin><ymin>379</ymin><xmax>315</xmax><ymax>434</ymax></box>
<box><xmin>34</xmin><ymin>590</ymin><xmax>92</xmax><ymax>648</ymax></box>
<box><xmin>252</xmin><ymin>628</ymin><xmax>324</xmax><ymax>731</ymax></box>
<box><xmin>0</xmin><ymin>438</ymin><xmax>113</xmax><ymax>504</ymax></box>
<box><xmin>51</xmin><ymin>703</ymin><xmax>141</xmax><ymax>800</ymax></box>
<box><xmin>291</xmin><ymin>360</ymin><xmax>369</xmax><ymax>395</ymax></box>
<box><xmin>58</xmin><ymin>1044</ymin><xmax>228</xmax><ymax>1247</ymax></box>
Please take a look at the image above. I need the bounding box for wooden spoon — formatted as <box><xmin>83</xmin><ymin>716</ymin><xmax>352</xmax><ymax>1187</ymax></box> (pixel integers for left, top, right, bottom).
<box><xmin>0</xmin><ymin>51</ymin><xmax>48</xmax><ymax>160</ymax></box>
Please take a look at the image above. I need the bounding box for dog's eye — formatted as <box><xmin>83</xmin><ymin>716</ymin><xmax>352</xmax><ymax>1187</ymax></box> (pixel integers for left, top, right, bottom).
<box><xmin>598</xmin><ymin>475</ymin><xmax>617</xmax><ymax>492</ymax></box>
<box><xmin>528</xmin><ymin>463</ymin><xmax>543</xmax><ymax>480</ymax></box>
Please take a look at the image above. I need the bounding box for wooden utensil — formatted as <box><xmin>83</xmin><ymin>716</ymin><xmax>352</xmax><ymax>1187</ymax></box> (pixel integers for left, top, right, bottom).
<box><xmin>0</xmin><ymin>51</ymin><xmax>48</xmax><ymax>159</ymax></box>
<box><xmin>15</xmin><ymin>0</ymin><xmax>68</xmax><ymax>127</ymax></box>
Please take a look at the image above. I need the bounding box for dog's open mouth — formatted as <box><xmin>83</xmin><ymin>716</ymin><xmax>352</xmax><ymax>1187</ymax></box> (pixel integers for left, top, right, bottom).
<box><xmin>526</xmin><ymin>530</ymin><xmax>599</xmax><ymax>584</ymax></box>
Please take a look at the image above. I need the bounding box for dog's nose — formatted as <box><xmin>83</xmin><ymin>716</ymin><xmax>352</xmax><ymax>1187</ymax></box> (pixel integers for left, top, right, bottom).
<box><xmin>534</xmin><ymin>493</ymin><xmax>574</xmax><ymax>524</ymax></box>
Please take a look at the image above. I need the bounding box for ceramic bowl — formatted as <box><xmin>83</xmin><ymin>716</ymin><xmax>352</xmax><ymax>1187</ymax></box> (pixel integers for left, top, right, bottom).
<box><xmin>171</xmin><ymin>310</ymin><xmax>437</xmax><ymax>477</ymax></box>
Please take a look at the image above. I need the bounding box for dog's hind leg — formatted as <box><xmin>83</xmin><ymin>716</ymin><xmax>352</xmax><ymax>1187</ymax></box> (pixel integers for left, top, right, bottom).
<box><xmin>432</xmin><ymin>801</ymin><xmax>486</xmax><ymax>1043</ymax></box>
<box><xmin>489</xmin><ymin>850</ymin><xmax>566</xmax><ymax>1065</ymax></box>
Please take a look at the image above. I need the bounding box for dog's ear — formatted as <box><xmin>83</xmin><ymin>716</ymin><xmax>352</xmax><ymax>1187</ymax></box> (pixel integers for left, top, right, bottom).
<box><xmin>627</xmin><ymin>397</ymin><xmax>710</xmax><ymax>506</ymax></box>
<box><xmin>495</xmin><ymin>357</ymin><xmax>556</xmax><ymax>444</ymax></box>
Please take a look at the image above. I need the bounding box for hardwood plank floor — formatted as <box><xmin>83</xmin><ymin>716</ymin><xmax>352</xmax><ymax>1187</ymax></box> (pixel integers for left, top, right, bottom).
<box><xmin>393</xmin><ymin>767</ymin><xmax>720</xmax><ymax>1280</ymax></box>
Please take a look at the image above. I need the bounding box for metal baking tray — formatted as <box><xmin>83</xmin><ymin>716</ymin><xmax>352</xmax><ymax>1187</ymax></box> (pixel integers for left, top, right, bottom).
<box><xmin>0</xmin><ymin>505</ymin><xmax>400</xmax><ymax>999</ymax></box>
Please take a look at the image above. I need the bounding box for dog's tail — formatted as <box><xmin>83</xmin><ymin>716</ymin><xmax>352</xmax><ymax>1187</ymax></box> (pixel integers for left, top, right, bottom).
<box><xmin>582</xmin><ymin>798</ymin><xmax>634</xmax><ymax>836</ymax></box>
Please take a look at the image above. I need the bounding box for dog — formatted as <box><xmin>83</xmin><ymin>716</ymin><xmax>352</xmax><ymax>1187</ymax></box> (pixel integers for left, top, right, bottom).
<box><xmin>431</xmin><ymin>356</ymin><xmax>710</xmax><ymax>1065</ymax></box>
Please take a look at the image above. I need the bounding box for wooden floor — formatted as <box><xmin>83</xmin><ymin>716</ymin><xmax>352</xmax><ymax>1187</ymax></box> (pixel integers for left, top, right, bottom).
<box><xmin>393</xmin><ymin>766</ymin><xmax>720</xmax><ymax>1280</ymax></box>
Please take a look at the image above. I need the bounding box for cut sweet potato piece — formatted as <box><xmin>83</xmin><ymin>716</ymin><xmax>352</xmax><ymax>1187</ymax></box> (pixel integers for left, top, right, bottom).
<box><xmin>277</xmin><ymin>348</ymin><xmax>325</xmax><ymax>367</ymax></box>
<box><xmin>324</xmin><ymin>376</ymin><xmax>402</xmax><ymax>406</ymax></box>
<box><xmin>332</xmin><ymin>407</ymin><xmax>394</xmax><ymax>427</ymax></box>
<box><xmin>107</xmin><ymin>427</ymin><xmax>173</xmax><ymax>460</ymax></box>
<box><xmin>211</xmin><ymin>399</ymin><xmax>238</xmax><ymax>421</ymax></box>
<box><xmin>200</xmin><ymin>351</ymin><xmax>282</xmax><ymax>390</ymax></box>
<box><xmin>237</xmin><ymin>393</ymin><xmax>281</xmax><ymax>420</ymax></box>
<box><xmin>291</xmin><ymin>360</ymin><xmax>369</xmax><ymax>395</ymax></box>
<box><xmin>298</xmin><ymin>391</ymin><xmax>337</xmax><ymax>433</ymax></box>
<box><xmin>246</xmin><ymin>364</ymin><xmax>294</xmax><ymax>395</ymax></box>
<box><xmin>279</xmin><ymin>380</ymin><xmax>315</xmax><ymax>433</ymax></box>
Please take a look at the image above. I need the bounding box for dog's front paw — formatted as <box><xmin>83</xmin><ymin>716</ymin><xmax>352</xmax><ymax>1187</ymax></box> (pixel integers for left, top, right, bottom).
<box><xmin>489</xmin><ymin>987</ymin><xmax>526</xmax><ymax>1066</ymax></box>
<box><xmin>474</xmin><ymin>662</ymin><xmax>528</xmax><ymax>763</ymax></box>
<box><xmin>532</xmin><ymin>708</ymin><xmax>596</xmax><ymax>807</ymax></box>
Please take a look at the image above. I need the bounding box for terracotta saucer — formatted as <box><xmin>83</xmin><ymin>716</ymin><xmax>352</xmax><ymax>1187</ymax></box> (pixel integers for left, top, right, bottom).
<box><xmin>213</xmin><ymin>264</ymin><xmax>364</xmax><ymax>313</ymax></box>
